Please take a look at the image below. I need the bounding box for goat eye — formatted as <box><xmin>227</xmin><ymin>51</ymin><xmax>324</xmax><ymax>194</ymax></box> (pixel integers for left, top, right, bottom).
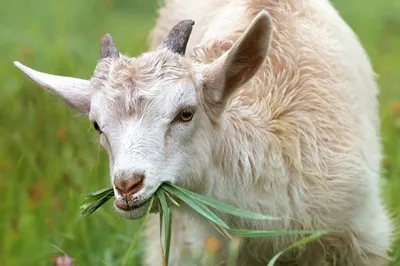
<box><xmin>179</xmin><ymin>108</ymin><xmax>194</xmax><ymax>122</ymax></box>
<box><xmin>92</xmin><ymin>121</ymin><xmax>102</xmax><ymax>133</ymax></box>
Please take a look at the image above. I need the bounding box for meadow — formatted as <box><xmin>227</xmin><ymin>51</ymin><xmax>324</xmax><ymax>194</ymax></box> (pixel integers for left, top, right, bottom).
<box><xmin>0</xmin><ymin>0</ymin><xmax>399</xmax><ymax>265</ymax></box>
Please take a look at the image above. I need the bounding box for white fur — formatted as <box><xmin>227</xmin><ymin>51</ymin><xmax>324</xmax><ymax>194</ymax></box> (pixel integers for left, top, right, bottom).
<box><xmin>14</xmin><ymin>0</ymin><xmax>393</xmax><ymax>265</ymax></box>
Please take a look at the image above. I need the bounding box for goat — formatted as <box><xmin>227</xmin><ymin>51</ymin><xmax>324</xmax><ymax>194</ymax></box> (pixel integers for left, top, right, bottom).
<box><xmin>14</xmin><ymin>0</ymin><xmax>393</xmax><ymax>265</ymax></box>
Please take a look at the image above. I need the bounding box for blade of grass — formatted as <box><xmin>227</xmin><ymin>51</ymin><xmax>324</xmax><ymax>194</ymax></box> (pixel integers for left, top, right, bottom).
<box><xmin>226</xmin><ymin>229</ymin><xmax>327</xmax><ymax>238</ymax></box>
<box><xmin>86</xmin><ymin>187</ymin><xmax>114</xmax><ymax>197</ymax></box>
<box><xmin>121</xmin><ymin>196</ymin><xmax>155</xmax><ymax>266</ymax></box>
<box><xmin>158</xmin><ymin>202</ymin><xmax>166</xmax><ymax>264</ymax></box>
<box><xmin>227</xmin><ymin>237</ymin><xmax>241</xmax><ymax>266</ymax></box>
<box><xmin>165</xmin><ymin>184</ymin><xmax>280</xmax><ymax>221</ymax></box>
<box><xmin>79</xmin><ymin>188</ymin><xmax>114</xmax><ymax>216</ymax></box>
<box><xmin>267</xmin><ymin>231</ymin><xmax>326</xmax><ymax>266</ymax></box>
<box><xmin>156</xmin><ymin>189</ymin><xmax>173</xmax><ymax>266</ymax></box>
<box><xmin>164</xmin><ymin>190</ymin><xmax>180</xmax><ymax>207</ymax></box>
<box><xmin>206</xmin><ymin>218</ymin><xmax>233</xmax><ymax>240</ymax></box>
<box><xmin>162</xmin><ymin>185</ymin><xmax>230</xmax><ymax>229</ymax></box>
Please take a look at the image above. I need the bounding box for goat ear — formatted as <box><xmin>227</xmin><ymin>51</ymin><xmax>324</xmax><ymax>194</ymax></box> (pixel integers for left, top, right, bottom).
<box><xmin>202</xmin><ymin>11</ymin><xmax>273</xmax><ymax>120</ymax></box>
<box><xmin>13</xmin><ymin>61</ymin><xmax>93</xmax><ymax>114</ymax></box>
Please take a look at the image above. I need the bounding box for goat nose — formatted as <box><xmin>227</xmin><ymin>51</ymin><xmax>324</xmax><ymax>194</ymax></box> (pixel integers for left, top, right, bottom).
<box><xmin>113</xmin><ymin>174</ymin><xmax>145</xmax><ymax>199</ymax></box>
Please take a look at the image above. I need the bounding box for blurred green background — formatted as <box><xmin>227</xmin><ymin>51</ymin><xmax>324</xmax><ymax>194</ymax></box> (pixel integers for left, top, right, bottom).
<box><xmin>0</xmin><ymin>0</ymin><xmax>399</xmax><ymax>265</ymax></box>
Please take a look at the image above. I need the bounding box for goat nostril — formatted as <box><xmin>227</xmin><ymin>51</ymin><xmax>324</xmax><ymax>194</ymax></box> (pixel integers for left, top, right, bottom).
<box><xmin>127</xmin><ymin>174</ymin><xmax>144</xmax><ymax>193</ymax></box>
<box><xmin>113</xmin><ymin>174</ymin><xmax>145</xmax><ymax>197</ymax></box>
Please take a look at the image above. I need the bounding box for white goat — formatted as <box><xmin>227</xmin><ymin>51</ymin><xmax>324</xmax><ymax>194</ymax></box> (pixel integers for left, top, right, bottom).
<box><xmin>14</xmin><ymin>0</ymin><xmax>393</xmax><ymax>265</ymax></box>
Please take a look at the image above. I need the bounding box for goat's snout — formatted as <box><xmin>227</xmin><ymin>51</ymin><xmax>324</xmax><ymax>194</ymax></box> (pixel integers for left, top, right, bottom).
<box><xmin>113</xmin><ymin>174</ymin><xmax>145</xmax><ymax>201</ymax></box>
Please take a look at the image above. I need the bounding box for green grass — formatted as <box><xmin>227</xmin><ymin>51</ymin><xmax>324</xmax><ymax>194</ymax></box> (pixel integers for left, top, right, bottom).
<box><xmin>80</xmin><ymin>184</ymin><xmax>326</xmax><ymax>266</ymax></box>
<box><xmin>0</xmin><ymin>0</ymin><xmax>399</xmax><ymax>265</ymax></box>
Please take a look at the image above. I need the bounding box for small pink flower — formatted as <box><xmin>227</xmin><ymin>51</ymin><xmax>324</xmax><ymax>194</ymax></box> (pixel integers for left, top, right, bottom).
<box><xmin>54</xmin><ymin>254</ymin><xmax>73</xmax><ymax>266</ymax></box>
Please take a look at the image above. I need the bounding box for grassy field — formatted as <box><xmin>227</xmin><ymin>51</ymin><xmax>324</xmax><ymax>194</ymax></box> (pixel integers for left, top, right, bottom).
<box><xmin>0</xmin><ymin>0</ymin><xmax>399</xmax><ymax>265</ymax></box>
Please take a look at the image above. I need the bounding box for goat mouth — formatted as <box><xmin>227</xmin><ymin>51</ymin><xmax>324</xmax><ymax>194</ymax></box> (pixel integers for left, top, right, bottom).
<box><xmin>114</xmin><ymin>200</ymin><xmax>147</xmax><ymax>211</ymax></box>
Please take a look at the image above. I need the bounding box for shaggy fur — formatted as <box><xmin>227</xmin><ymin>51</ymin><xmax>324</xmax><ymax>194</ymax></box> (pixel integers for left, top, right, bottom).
<box><xmin>142</xmin><ymin>0</ymin><xmax>393</xmax><ymax>265</ymax></box>
<box><xmin>14</xmin><ymin>0</ymin><xmax>393</xmax><ymax>265</ymax></box>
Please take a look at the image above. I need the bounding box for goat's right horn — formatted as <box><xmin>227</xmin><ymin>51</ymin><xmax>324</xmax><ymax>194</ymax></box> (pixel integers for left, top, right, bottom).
<box><xmin>159</xmin><ymin>19</ymin><xmax>195</xmax><ymax>55</ymax></box>
<box><xmin>100</xmin><ymin>33</ymin><xmax>120</xmax><ymax>58</ymax></box>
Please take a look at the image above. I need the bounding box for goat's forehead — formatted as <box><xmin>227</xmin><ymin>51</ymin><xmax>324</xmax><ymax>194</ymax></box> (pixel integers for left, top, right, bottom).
<box><xmin>90</xmin><ymin>52</ymin><xmax>199</xmax><ymax>117</ymax></box>
<box><xmin>90</xmin><ymin>82</ymin><xmax>197</xmax><ymax>121</ymax></box>
<box><xmin>91</xmin><ymin>50</ymin><xmax>194</xmax><ymax>91</ymax></box>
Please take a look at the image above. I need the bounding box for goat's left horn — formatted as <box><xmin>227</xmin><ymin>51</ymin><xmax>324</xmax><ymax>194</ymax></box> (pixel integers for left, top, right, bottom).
<box><xmin>159</xmin><ymin>19</ymin><xmax>195</xmax><ymax>55</ymax></box>
<box><xmin>100</xmin><ymin>33</ymin><xmax>120</xmax><ymax>58</ymax></box>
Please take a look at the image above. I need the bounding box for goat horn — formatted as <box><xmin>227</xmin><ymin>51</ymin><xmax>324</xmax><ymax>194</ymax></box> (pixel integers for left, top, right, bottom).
<box><xmin>100</xmin><ymin>33</ymin><xmax>120</xmax><ymax>58</ymax></box>
<box><xmin>160</xmin><ymin>19</ymin><xmax>195</xmax><ymax>55</ymax></box>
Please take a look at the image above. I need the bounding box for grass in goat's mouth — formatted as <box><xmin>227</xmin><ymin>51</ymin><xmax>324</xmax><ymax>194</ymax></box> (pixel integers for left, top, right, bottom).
<box><xmin>79</xmin><ymin>183</ymin><xmax>327</xmax><ymax>266</ymax></box>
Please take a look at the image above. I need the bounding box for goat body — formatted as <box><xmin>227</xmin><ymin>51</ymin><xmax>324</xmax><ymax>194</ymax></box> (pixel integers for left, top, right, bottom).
<box><xmin>144</xmin><ymin>0</ymin><xmax>393</xmax><ymax>265</ymax></box>
<box><xmin>13</xmin><ymin>0</ymin><xmax>393</xmax><ymax>265</ymax></box>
